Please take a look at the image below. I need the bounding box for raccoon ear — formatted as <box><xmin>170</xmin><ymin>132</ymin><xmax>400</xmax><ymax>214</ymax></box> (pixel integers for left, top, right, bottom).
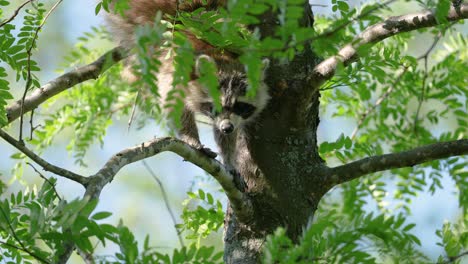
<box><xmin>260</xmin><ymin>58</ymin><xmax>270</xmax><ymax>80</ymax></box>
<box><xmin>194</xmin><ymin>55</ymin><xmax>215</xmax><ymax>77</ymax></box>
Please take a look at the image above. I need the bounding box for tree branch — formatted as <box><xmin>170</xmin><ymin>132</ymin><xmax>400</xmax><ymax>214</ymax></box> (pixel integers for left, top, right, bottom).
<box><xmin>0</xmin><ymin>129</ymin><xmax>87</xmax><ymax>185</ymax></box>
<box><xmin>439</xmin><ymin>250</ymin><xmax>468</xmax><ymax>264</ymax></box>
<box><xmin>85</xmin><ymin>137</ymin><xmax>253</xmax><ymax>220</ymax></box>
<box><xmin>0</xmin><ymin>0</ymin><xmax>34</xmax><ymax>28</ymax></box>
<box><xmin>56</xmin><ymin>137</ymin><xmax>254</xmax><ymax>262</ymax></box>
<box><xmin>327</xmin><ymin>139</ymin><xmax>468</xmax><ymax>185</ymax></box>
<box><xmin>5</xmin><ymin>47</ymin><xmax>127</xmax><ymax>124</ymax></box>
<box><xmin>311</xmin><ymin>3</ymin><xmax>468</xmax><ymax>87</ymax></box>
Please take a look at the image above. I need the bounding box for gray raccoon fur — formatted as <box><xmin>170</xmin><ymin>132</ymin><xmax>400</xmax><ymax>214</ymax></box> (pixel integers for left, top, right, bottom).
<box><xmin>105</xmin><ymin>0</ymin><xmax>270</xmax><ymax>163</ymax></box>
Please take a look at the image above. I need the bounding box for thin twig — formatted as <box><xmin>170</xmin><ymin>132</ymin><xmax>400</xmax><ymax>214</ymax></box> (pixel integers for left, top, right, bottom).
<box><xmin>0</xmin><ymin>129</ymin><xmax>88</xmax><ymax>185</ymax></box>
<box><xmin>76</xmin><ymin>248</ymin><xmax>96</xmax><ymax>264</ymax></box>
<box><xmin>438</xmin><ymin>251</ymin><xmax>468</xmax><ymax>264</ymax></box>
<box><xmin>350</xmin><ymin>66</ymin><xmax>409</xmax><ymax>139</ymax></box>
<box><xmin>310</xmin><ymin>4</ymin><xmax>328</xmax><ymax>8</ymax></box>
<box><xmin>29</xmin><ymin>108</ymin><xmax>35</xmax><ymax>140</ymax></box>
<box><xmin>0</xmin><ymin>0</ymin><xmax>34</xmax><ymax>28</ymax></box>
<box><xmin>320</xmin><ymin>81</ymin><xmax>359</xmax><ymax>91</ymax></box>
<box><xmin>26</xmin><ymin>162</ymin><xmax>62</xmax><ymax>201</ymax></box>
<box><xmin>104</xmin><ymin>102</ymin><xmax>133</xmax><ymax>118</ymax></box>
<box><xmin>127</xmin><ymin>90</ymin><xmax>140</xmax><ymax>132</ymax></box>
<box><xmin>412</xmin><ymin>22</ymin><xmax>456</xmax><ymax>133</ymax></box>
<box><xmin>413</xmin><ymin>27</ymin><xmax>449</xmax><ymax>133</ymax></box>
<box><xmin>142</xmin><ymin>160</ymin><xmax>185</xmax><ymax>248</ymax></box>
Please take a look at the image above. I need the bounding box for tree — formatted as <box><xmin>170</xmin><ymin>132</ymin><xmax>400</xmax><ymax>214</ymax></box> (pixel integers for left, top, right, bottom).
<box><xmin>0</xmin><ymin>0</ymin><xmax>467</xmax><ymax>263</ymax></box>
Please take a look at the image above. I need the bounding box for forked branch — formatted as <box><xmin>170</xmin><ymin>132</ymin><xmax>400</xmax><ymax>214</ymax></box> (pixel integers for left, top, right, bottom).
<box><xmin>312</xmin><ymin>3</ymin><xmax>468</xmax><ymax>87</ymax></box>
<box><xmin>328</xmin><ymin>139</ymin><xmax>468</xmax><ymax>185</ymax></box>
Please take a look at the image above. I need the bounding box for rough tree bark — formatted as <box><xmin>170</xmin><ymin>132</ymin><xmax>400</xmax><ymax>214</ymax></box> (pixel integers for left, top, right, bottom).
<box><xmin>222</xmin><ymin>4</ymin><xmax>326</xmax><ymax>263</ymax></box>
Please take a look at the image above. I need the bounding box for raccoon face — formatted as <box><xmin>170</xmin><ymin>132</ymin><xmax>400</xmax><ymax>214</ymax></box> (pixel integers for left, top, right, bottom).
<box><xmin>191</xmin><ymin>55</ymin><xmax>270</xmax><ymax>135</ymax></box>
<box><xmin>198</xmin><ymin>70</ymin><xmax>268</xmax><ymax>135</ymax></box>
<box><xmin>199</xmin><ymin>99</ymin><xmax>258</xmax><ymax>134</ymax></box>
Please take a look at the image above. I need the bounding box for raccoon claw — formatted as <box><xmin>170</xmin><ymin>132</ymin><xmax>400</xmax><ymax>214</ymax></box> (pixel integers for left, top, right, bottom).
<box><xmin>197</xmin><ymin>146</ymin><xmax>217</xmax><ymax>159</ymax></box>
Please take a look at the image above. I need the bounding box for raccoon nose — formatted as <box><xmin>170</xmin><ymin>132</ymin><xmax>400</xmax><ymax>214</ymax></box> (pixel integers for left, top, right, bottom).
<box><xmin>220</xmin><ymin>120</ymin><xmax>234</xmax><ymax>134</ymax></box>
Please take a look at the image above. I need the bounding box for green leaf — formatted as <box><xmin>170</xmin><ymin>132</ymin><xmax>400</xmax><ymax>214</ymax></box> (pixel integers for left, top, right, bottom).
<box><xmin>198</xmin><ymin>189</ymin><xmax>206</xmax><ymax>200</ymax></box>
<box><xmin>95</xmin><ymin>2</ymin><xmax>102</xmax><ymax>15</ymax></box>
<box><xmin>435</xmin><ymin>0</ymin><xmax>450</xmax><ymax>23</ymax></box>
<box><xmin>91</xmin><ymin>211</ymin><xmax>112</xmax><ymax>220</ymax></box>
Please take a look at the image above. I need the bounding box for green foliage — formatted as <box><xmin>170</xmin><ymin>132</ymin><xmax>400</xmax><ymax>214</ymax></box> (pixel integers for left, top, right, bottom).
<box><xmin>263</xmin><ymin>209</ymin><xmax>428</xmax><ymax>263</ymax></box>
<box><xmin>435</xmin><ymin>215</ymin><xmax>467</xmax><ymax>264</ymax></box>
<box><xmin>0</xmin><ymin>181</ymin><xmax>222</xmax><ymax>264</ymax></box>
<box><xmin>0</xmin><ymin>1</ymin><xmax>46</xmax><ymax>126</ymax></box>
<box><xmin>318</xmin><ymin>0</ymin><xmax>467</xmax><ymax>218</ymax></box>
<box><xmin>95</xmin><ymin>0</ymin><xmax>130</xmax><ymax>16</ymax></box>
<box><xmin>177</xmin><ymin>189</ymin><xmax>224</xmax><ymax>241</ymax></box>
<box><xmin>0</xmin><ymin>179</ymin><xmax>115</xmax><ymax>263</ymax></box>
<box><xmin>195</xmin><ymin>56</ymin><xmax>221</xmax><ymax>112</ymax></box>
<box><xmin>28</xmin><ymin>26</ymin><xmax>128</xmax><ymax>166</ymax></box>
<box><xmin>143</xmin><ymin>243</ymin><xmax>223</xmax><ymax>264</ymax></box>
<box><xmin>0</xmin><ymin>66</ymin><xmax>12</xmax><ymax>126</ymax></box>
<box><xmin>0</xmin><ymin>1</ymin><xmax>43</xmax><ymax>86</ymax></box>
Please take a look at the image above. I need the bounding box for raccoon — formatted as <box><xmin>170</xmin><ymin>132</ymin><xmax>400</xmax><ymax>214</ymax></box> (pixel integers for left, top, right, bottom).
<box><xmin>105</xmin><ymin>0</ymin><xmax>270</xmax><ymax>159</ymax></box>
<box><xmin>190</xmin><ymin>56</ymin><xmax>270</xmax><ymax>163</ymax></box>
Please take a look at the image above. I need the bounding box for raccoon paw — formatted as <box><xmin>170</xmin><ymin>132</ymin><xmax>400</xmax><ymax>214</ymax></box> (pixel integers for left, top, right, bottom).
<box><xmin>197</xmin><ymin>146</ymin><xmax>217</xmax><ymax>159</ymax></box>
<box><xmin>229</xmin><ymin>169</ymin><xmax>247</xmax><ymax>192</ymax></box>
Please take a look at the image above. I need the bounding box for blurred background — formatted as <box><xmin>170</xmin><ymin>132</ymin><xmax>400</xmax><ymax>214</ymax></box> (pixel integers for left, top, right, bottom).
<box><xmin>0</xmin><ymin>0</ymin><xmax>462</xmax><ymax>262</ymax></box>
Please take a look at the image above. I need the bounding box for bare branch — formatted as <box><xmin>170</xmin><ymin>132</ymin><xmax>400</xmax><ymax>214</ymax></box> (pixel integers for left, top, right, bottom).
<box><xmin>6</xmin><ymin>47</ymin><xmax>127</xmax><ymax>124</ymax></box>
<box><xmin>312</xmin><ymin>3</ymin><xmax>468</xmax><ymax>87</ymax></box>
<box><xmin>327</xmin><ymin>139</ymin><xmax>468</xmax><ymax>185</ymax></box>
<box><xmin>0</xmin><ymin>129</ymin><xmax>87</xmax><ymax>185</ymax></box>
<box><xmin>0</xmin><ymin>0</ymin><xmax>33</xmax><ymax>28</ymax></box>
<box><xmin>85</xmin><ymin>137</ymin><xmax>253</xmax><ymax>220</ymax></box>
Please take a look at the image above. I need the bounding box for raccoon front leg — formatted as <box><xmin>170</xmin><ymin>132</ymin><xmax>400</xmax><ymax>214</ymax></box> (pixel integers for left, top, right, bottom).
<box><xmin>179</xmin><ymin>107</ymin><xmax>217</xmax><ymax>158</ymax></box>
<box><xmin>213</xmin><ymin>129</ymin><xmax>247</xmax><ymax>191</ymax></box>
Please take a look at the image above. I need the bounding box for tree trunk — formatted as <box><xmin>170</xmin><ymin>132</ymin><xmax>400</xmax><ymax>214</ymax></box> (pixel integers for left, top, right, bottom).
<box><xmin>222</xmin><ymin>44</ymin><xmax>330</xmax><ymax>261</ymax></box>
<box><xmin>221</xmin><ymin>4</ymin><xmax>324</xmax><ymax>262</ymax></box>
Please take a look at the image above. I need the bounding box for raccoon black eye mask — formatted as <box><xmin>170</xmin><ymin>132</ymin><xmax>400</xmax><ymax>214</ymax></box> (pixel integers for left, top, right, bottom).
<box><xmin>231</xmin><ymin>102</ymin><xmax>256</xmax><ymax>119</ymax></box>
<box><xmin>199</xmin><ymin>101</ymin><xmax>256</xmax><ymax>119</ymax></box>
